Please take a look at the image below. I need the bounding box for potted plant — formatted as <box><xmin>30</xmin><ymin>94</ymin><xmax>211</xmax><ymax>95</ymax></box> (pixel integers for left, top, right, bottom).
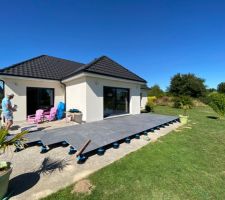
<box><xmin>173</xmin><ymin>96</ymin><xmax>193</xmax><ymax>124</ymax></box>
<box><xmin>179</xmin><ymin>104</ymin><xmax>191</xmax><ymax>124</ymax></box>
<box><xmin>0</xmin><ymin>129</ymin><xmax>28</xmax><ymax>199</ymax></box>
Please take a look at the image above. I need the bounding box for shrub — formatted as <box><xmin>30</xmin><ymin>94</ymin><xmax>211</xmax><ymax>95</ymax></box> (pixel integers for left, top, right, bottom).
<box><xmin>173</xmin><ymin>96</ymin><xmax>193</xmax><ymax>109</ymax></box>
<box><xmin>147</xmin><ymin>96</ymin><xmax>157</xmax><ymax>103</ymax></box>
<box><xmin>208</xmin><ymin>93</ymin><xmax>225</xmax><ymax>119</ymax></box>
<box><xmin>198</xmin><ymin>96</ymin><xmax>211</xmax><ymax>105</ymax></box>
<box><xmin>156</xmin><ymin>96</ymin><xmax>173</xmax><ymax>106</ymax></box>
<box><xmin>145</xmin><ymin>101</ymin><xmax>154</xmax><ymax>112</ymax></box>
<box><xmin>148</xmin><ymin>85</ymin><xmax>164</xmax><ymax>97</ymax></box>
<box><xmin>192</xmin><ymin>99</ymin><xmax>207</xmax><ymax>107</ymax></box>
<box><xmin>145</xmin><ymin>96</ymin><xmax>156</xmax><ymax>112</ymax></box>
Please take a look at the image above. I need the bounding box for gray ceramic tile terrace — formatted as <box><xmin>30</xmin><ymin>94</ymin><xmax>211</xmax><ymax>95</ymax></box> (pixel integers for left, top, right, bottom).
<box><xmin>23</xmin><ymin>113</ymin><xmax>179</xmax><ymax>155</ymax></box>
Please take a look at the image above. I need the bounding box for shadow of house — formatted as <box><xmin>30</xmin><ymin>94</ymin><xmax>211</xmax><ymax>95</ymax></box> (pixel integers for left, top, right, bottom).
<box><xmin>8</xmin><ymin>157</ymin><xmax>69</xmax><ymax>197</ymax></box>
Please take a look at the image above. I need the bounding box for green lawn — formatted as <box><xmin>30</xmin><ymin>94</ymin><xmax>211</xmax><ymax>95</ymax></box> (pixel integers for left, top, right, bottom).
<box><xmin>43</xmin><ymin>106</ymin><xmax>225</xmax><ymax>200</ymax></box>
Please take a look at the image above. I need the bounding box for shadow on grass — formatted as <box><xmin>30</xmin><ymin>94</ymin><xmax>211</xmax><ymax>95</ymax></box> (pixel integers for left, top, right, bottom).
<box><xmin>207</xmin><ymin>116</ymin><xmax>218</xmax><ymax>120</ymax></box>
<box><xmin>8</xmin><ymin>157</ymin><xmax>69</xmax><ymax>197</ymax></box>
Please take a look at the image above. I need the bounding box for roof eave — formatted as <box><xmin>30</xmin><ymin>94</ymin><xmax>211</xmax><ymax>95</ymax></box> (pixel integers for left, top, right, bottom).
<box><xmin>83</xmin><ymin>71</ymin><xmax>147</xmax><ymax>83</ymax></box>
<box><xmin>0</xmin><ymin>73</ymin><xmax>60</xmax><ymax>81</ymax></box>
<box><xmin>62</xmin><ymin>70</ymin><xmax>147</xmax><ymax>84</ymax></box>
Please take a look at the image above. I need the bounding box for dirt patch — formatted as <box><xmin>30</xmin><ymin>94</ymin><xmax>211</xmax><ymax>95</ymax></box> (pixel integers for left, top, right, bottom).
<box><xmin>72</xmin><ymin>179</ymin><xmax>94</xmax><ymax>195</ymax></box>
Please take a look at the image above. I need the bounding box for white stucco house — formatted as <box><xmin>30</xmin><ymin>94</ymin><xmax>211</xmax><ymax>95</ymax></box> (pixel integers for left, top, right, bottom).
<box><xmin>0</xmin><ymin>55</ymin><xmax>149</xmax><ymax>122</ymax></box>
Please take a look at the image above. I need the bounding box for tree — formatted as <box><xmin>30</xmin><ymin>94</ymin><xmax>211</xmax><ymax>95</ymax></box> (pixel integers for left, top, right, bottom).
<box><xmin>217</xmin><ymin>82</ymin><xmax>225</xmax><ymax>94</ymax></box>
<box><xmin>169</xmin><ymin>73</ymin><xmax>206</xmax><ymax>97</ymax></box>
<box><xmin>148</xmin><ymin>85</ymin><xmax>164</xmax><ymax>97</ymax></box>
<box><xmin>207</xmin><ymin>88</ymin><xmax>217</xmax><ymax>93</ymax></box>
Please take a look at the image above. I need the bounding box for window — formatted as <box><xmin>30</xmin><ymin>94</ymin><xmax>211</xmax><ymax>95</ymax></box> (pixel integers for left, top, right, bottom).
<box><xmin>27</xmin><ymin>87</ymin><xmax>54</xmax><ymax>115</ymax></box>
<box><xmin>0</xmin><ymin>80</ymin><xmax>4</xmax><ymax>108</ymax></box>
<box><xmin>104</xmin><ymin>86</ymin><xmax>129</xmax><ymax>118</ymax></box>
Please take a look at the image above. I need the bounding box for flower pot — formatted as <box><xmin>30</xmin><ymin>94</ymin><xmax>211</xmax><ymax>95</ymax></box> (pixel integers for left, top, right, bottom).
<box><xmin>179</xmin><ymin>115</ymin><xmax>188</xmax><ymax>124</ymax></box>
<box><xmin>0</xmin><ymin>162</ymin><xmax>12</xmax><ymax>199</ymax></box>
<box><xmin>74</xmin><ymin>113</ymin><xmax>83</xmax><ymax>124</ymax></box>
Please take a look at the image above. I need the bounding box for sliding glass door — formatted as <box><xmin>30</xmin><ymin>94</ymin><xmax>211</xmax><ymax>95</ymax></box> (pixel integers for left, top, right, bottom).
<box><xmin>104</xmin><ymin>86</ymin><xmax>129</xmax><ymax>118</ymax></box>
<box><xmin>27</xmin><ymin>87</ymin><xmax>54</xmax><ymax>115</ymax></box>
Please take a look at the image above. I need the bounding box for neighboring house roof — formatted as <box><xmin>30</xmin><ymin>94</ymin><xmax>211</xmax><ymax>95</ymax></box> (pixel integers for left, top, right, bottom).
<box><xmin>0</xmin><ymin>55</ymin><xmax>146</xmax><ymax>83</ymax></box>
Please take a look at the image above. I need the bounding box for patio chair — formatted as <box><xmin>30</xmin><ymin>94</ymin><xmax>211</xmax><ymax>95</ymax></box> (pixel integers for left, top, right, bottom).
<box><xmin>27</xmin><ymin>109</ymin><xmax>44</xmax><ymax>124</ymax></box>
<box><xmin>44</xmin><ymin>107</ymin><xmax>57</xmax><ymax>121</ymax></box>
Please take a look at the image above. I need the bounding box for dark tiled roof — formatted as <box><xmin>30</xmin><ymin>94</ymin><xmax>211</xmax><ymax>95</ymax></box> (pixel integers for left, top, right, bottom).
<box><xmin>63</xmin><ymin>56</ymin><xmax>147</xmax><ymax>83</ymax></box>
<box><xmin>0</xmin><ymin>55</ymin><xmax>146</xmax><ymax>83</ymax></box>
<box><xmin>0</xmin><ymin>55</ymin><xmax>85</xmax><ymax>80</ymax></box>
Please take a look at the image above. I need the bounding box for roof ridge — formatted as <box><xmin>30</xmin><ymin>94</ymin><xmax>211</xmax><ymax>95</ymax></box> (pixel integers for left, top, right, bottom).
<box><xmin>82</xmin><ymin>56</ymin><xmax>105</xmax><ymax>71</ymax></box>
<box><xmin>46</xmin><ymin>55</ymin><xmax>85</xmax><ymax>65</ymax></box>
<box><xmin>60</xmin><ymin>56</ymin><xmax>104</xmax><ymax>80</ymax></box>
<box><xmin>0</xmin><ymin>55</ymin><xmax>46</xmax><ymax>72</ymax></box>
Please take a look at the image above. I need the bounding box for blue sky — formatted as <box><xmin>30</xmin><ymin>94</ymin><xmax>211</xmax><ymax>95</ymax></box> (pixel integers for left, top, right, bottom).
<box><xmin>0</xmin><ymin>0</ymin><xmax>224</xmax><ymax>90</ymax></box>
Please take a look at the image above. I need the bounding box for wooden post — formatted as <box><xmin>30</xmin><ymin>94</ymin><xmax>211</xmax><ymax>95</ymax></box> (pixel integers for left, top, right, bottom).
<box><xmin>75</xmin><ymin>140</ymin><xmax>91</xmax><ymax>158</ymax></box>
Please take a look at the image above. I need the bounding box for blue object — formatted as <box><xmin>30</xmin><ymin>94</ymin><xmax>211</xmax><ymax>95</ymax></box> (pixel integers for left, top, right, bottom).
<box><xmin>77</xmin><ymin>155</ymin><xmax>86</xmax><ymax>163</ymax></box>
<box><xmin>2</xmin><ymin>97</ymin><xmax>13</xmax><ymax>121</ymax></box>
<box><xmin>143</xmin><ymin>131</ymin><xmax>148</xmax><ymax>135</ymax></box>
<box><xmin>125</xmin><ymin>137</ymin><xmax>131</xmax><ymax>143</ymax></box>
<box><xmin>113</xmin><ymin>142</ymin><xmax>119</xmax><ymax>149</ymax></box>
<box><xmin>62</xmin><ymin>141</ymin><xmax>68</xmax><ymax>147</ymax></box>
<box><xmin>40</xmin><ymin>145</ymin><xmax>48</xmax><ymax>153</ymax></box>
<box><xmin>57</xmin><ymin>102</ymin><xmax>65</xmax><ymax>120</ymax></box>
<box><xmin>14</xmin><ymin>140</ymin><xmax>24</xmax><ymax>152</ymax></box>
<box><xmin>69</xmin><ymin>146</ymin><xmax>76</xmax><ymax>155</ymax></box>
<box><xmin>2</xmin><ymin>97</ymin><xmax>12</xmax><ymax>115</ymax></box>
<box><xmin>97</xmin><ymin>148</ymin><xmax>105</xmax><ymax>155</ymax></box>
<box><xmin>69</xmin><ymin>108</ymin><xmax>80</xmax><ymax>113</ymax></box>
<box><xmin>14</xmin><ymin>147</ymin><xmax>21</xmax><ymax>152</ymax></box>
<box><xmin>135</xmin><ymin>134</ymin><xmax>140</xmax><ymax>139</ymax></box>
<box><xmin>37</xmin><ymin>141</ymin><xmax>43</xmax><ymax>146</ymax></box>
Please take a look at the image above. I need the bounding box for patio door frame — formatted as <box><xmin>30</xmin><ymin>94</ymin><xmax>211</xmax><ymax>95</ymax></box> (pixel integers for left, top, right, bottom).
<box><xmin>26</xmin><ymin>87</ymin><xmax>55</xmax><ymax>116</ymax></box>
<box><xmin>103</xmin><ymin>86</ymin><xmax>130</xmax><ymax>118</ymax></box>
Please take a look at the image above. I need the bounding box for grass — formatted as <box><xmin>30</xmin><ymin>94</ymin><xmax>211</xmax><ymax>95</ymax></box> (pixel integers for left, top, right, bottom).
<box><xmin>43</xmin><ymin>106</ymin><xmax>225</xmax><ymax>200</ymax></box>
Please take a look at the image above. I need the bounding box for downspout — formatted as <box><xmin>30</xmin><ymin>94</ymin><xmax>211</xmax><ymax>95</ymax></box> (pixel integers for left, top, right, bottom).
<box><xmin>60</xmin><ymin>81</ymin><xmax>66</xmax><ymax>109</ymax></box>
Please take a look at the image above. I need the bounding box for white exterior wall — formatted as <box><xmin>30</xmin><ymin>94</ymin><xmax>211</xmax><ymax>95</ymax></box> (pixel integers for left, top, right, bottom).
<box><xmin>0</xmin><ymin>76</ymin><xmax>65</xmax><ymax>121</ymax></box>
<box><xmin>85</xmin><ymin>76</ymin><xmax>141</xmax><ymax>122</ymax></box>
<box><xmin>141</xmin><ymin>89</ymin><xmax>148</xmax><ymax>109</ymax></box>
<box><xmin>1</xmin><ymin>73</ymin><xmax>144</xmax><ymax>123</ymax></box>
<box><xmin>65</xmin><ymin>77</ymin><xmax>87</xmax><ymax>121</ymax></box>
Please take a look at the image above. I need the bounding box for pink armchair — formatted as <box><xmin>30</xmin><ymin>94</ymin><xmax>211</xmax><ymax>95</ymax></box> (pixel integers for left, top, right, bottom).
<box><xmin>44</xmin><ymin>107</ymin><xmax>57</xmax><ymax>121</ymax></box>
<box><xmin>27</xmin><ymin>109</ymin><xmax>44</xmax><ymax>123</ymax></box>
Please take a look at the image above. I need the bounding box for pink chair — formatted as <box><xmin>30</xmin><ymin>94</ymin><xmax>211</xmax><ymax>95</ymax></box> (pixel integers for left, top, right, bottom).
<box><xmin>44</xmin><ymin>107</ymin><xmax>57</xmax><ymax>121</ymax></box>
<box><xmin>27</xmin><ymin>109</ymin><xmax>44</xmax><ymax>123</ymax></box>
